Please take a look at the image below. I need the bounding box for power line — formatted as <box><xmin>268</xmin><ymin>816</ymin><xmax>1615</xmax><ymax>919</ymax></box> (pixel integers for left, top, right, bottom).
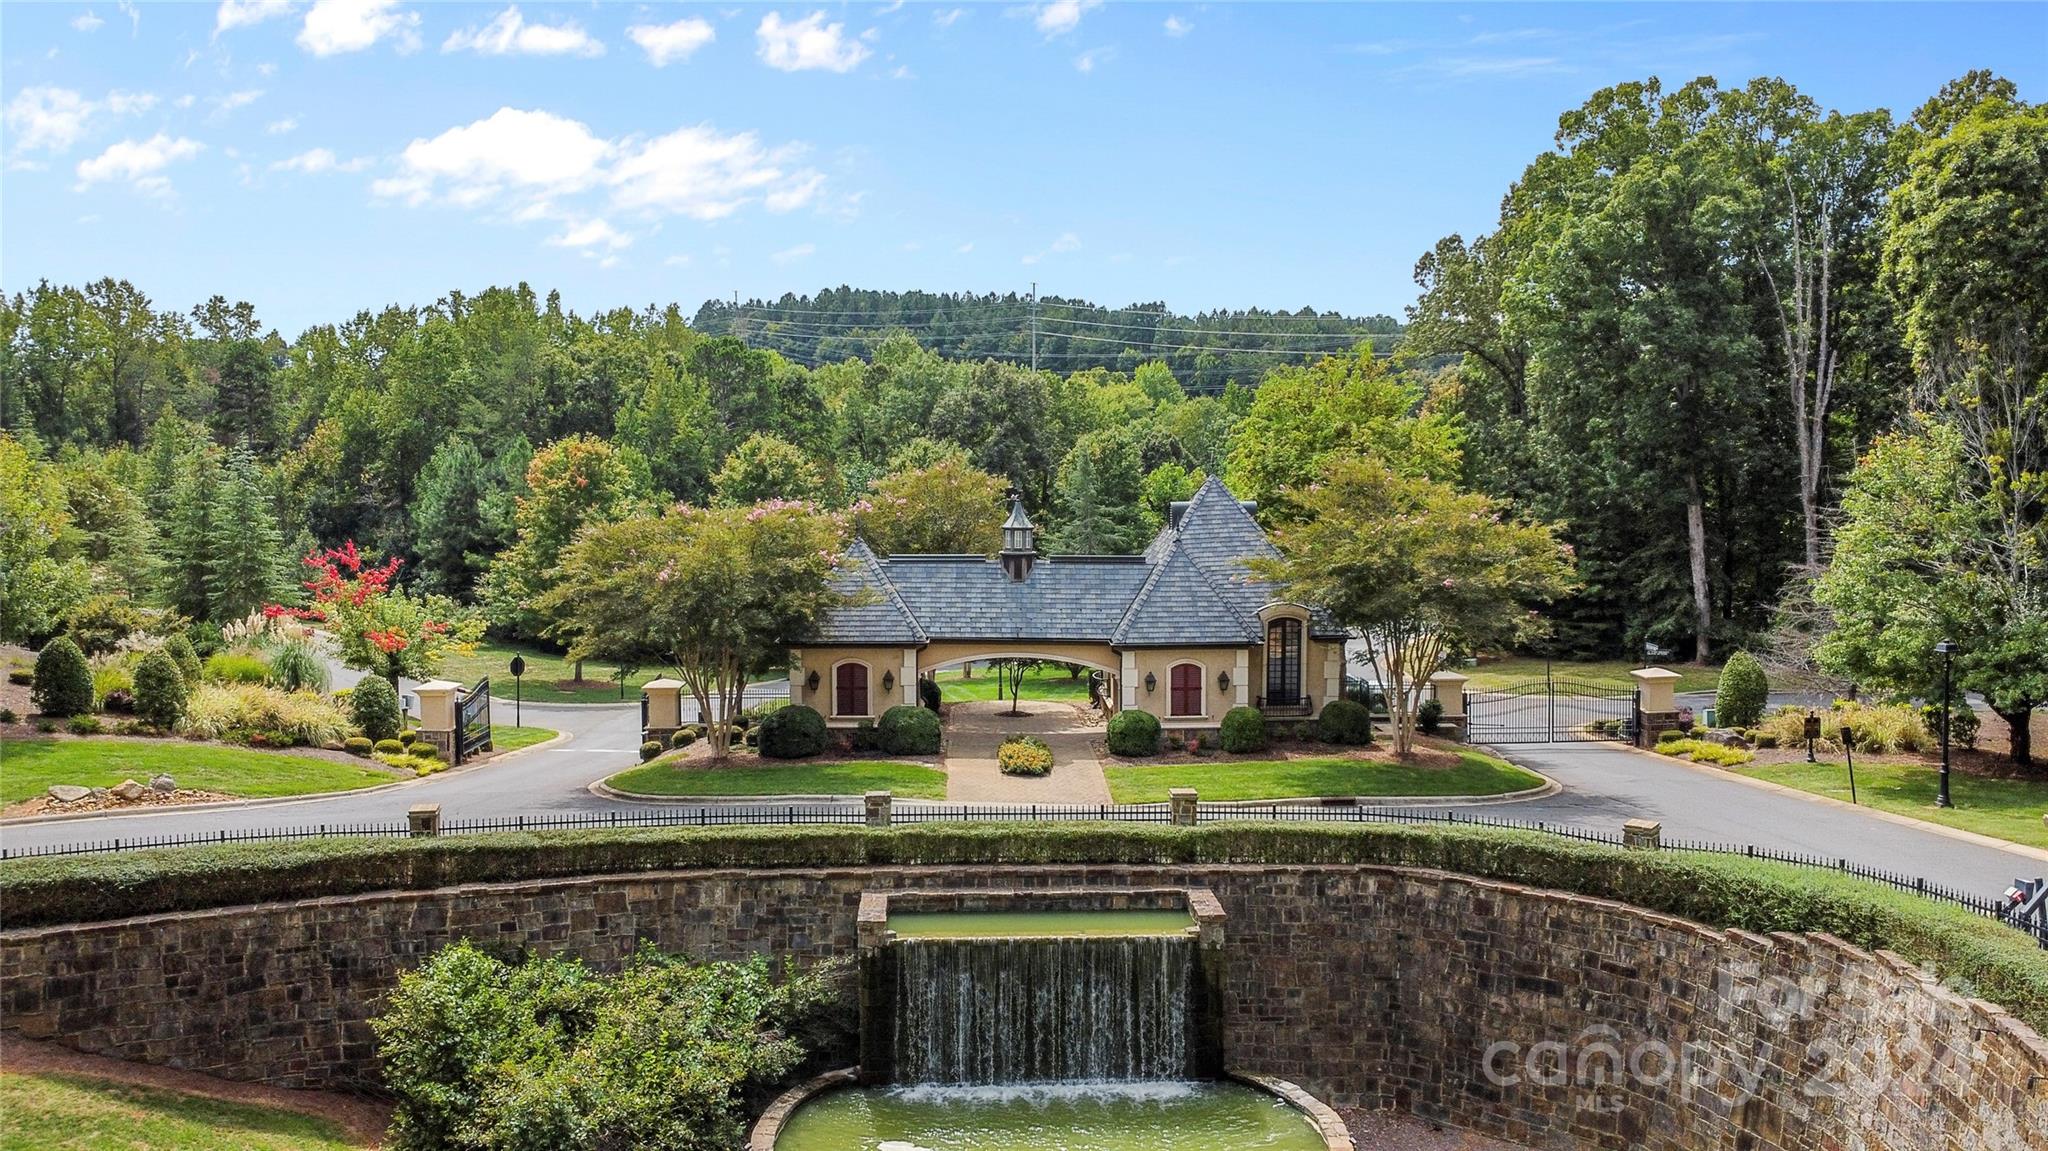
<box><xmin>1035</xmin><ymin>313</ymin><xmax>1401</xmax><ymax>341</ymax></box>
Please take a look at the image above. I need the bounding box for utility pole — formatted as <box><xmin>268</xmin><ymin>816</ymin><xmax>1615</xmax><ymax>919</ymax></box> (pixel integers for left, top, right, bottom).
<box><xmin>1029</xmin><ymin>281</ymin><xmax>1038</xmax><ymax>372</ymax></box>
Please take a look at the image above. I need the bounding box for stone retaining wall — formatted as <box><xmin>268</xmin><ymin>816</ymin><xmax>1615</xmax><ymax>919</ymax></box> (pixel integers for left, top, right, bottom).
<box><xmin>4</xmin><ymin>864</ymin><xmax>2044</xmax><ymax>1150</ymax></box>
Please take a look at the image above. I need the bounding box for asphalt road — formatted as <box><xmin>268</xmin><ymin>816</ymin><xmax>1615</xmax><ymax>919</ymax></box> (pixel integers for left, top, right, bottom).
<box><xmin>3</xmin><ymin>703</ymin><xmax>2040</xmax><ymax>905</ymax></box>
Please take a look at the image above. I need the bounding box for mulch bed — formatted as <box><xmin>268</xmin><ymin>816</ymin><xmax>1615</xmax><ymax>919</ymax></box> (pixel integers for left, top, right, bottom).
<box><xmin>0</xmin><ymin>1034</ymin><xmax>389</xmax><ymax>1148</ymax></box>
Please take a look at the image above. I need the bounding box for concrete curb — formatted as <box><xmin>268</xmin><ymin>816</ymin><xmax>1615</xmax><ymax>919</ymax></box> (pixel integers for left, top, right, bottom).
<box><xmin>1609</xmin><ymin>740</ymin><xmax>2048</xmax><ymax>865</ymax></box>
<box><xmin>0</xmin><ymin>729</ymin><xmax>574</xmax><ymax>828</ymax></box>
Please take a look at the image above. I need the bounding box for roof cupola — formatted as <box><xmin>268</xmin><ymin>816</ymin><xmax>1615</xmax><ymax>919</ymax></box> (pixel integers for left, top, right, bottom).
<box><xmin>999</xmin><ymin>489</ymin><xmax>1038</xmax><ymax>581</ymax></box>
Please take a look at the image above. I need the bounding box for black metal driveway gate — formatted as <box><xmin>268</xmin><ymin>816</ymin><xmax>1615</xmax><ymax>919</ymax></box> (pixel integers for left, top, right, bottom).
<box><xmin>1465</xmin><ymin>676</ymin><xmax>1638</xmax><ymax>744</ymax></box>
<box><xmin>455</xmin><ymin>677</ymin><xmax>493</xmax><ymax>763</ymax></box>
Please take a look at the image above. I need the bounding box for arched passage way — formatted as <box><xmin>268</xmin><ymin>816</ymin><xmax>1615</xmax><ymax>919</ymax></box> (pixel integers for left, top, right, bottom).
<box><xmin>919</xmin><ymin>646</ymin><xmax>1118</xmax><ymax>727</ymax></box>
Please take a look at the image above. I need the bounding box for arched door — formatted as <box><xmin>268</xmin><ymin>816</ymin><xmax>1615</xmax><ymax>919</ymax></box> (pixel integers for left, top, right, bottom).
<box><xmin>1265</xmin><ymin>618</ymin><xmax>1303</xmax><ymax>707</ymax></box>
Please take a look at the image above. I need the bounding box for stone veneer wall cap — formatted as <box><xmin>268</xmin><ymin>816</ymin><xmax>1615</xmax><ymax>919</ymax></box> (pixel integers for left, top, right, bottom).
<box><xmin>1806</xmin><ymin>931</ymin><xmax>1878</xmax><ymax>965</ymax></box>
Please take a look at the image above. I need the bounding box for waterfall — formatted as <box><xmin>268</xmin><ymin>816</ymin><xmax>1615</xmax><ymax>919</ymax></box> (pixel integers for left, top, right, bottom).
<box><xmin>891</xmin><ymin>934</ymin><xmax>1196</xmax><ymax>1085</ymax></box>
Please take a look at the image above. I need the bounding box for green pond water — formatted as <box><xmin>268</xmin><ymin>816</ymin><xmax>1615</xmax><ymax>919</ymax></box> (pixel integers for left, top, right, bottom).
<box><xmin>887</xmin><ymin>910</ymin><xmax>1194</xmax><ymax>939</ymax></box>
<box><xmin>773</xmin><ymin>1082</ymin><xmax>1329</xmax><ymax>1151</ymax></box>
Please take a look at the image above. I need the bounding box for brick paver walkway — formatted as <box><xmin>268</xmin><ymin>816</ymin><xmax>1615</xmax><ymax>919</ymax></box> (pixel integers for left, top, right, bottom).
<box><xmin>942</xmin><ymin>699</ymin><xmax>1112</xmax><ymax>804</ymax></box>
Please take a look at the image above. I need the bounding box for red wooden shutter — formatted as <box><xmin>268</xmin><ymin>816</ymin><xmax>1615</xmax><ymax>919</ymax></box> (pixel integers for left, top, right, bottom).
<box><xmin>1169</xmin><ymin>663</ymin><xmax>1202</xmax><ymax>716</ymax></box>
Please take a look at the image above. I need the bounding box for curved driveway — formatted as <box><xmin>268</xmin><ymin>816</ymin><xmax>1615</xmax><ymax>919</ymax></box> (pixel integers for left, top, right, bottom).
<box><xmin>3</xmin><ymin>707</ymin><xmax>2041</xmax><ymax>904</ymax></box>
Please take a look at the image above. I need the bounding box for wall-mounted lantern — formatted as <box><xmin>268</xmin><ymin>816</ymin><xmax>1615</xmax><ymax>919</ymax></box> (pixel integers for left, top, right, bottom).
<box><xmin>805</xmin><ymin>669</ymin><xmax>821</xmax><ymax>694</ymax></box>
<box><xmin>1216</xmin><ymin>670</ymin><xmax>1231</xmax><ymax>693</ymax></box>
<box><xmin>1144</xmin><ymin>672</ymin><xmax>1157</xmax><ymax>693</ymax></box>
<box><xmin>882</xmin><ymin>670</ymin><xmax>896</xmax><ymax>693</ymax></box>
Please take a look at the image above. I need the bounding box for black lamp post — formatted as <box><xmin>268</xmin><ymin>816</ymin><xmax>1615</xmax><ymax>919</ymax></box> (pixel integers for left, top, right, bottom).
<box><xmin>1934</xmin><ymin>640</ymin><xmax>1956</xmax><ymax>809</ymax></box>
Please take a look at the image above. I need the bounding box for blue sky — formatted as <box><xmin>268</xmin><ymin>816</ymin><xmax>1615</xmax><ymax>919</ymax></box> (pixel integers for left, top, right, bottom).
<box><xmin>3</xmin><ymin>2</ymin><xmax>2043</xmax><ymax>336</ymax></box>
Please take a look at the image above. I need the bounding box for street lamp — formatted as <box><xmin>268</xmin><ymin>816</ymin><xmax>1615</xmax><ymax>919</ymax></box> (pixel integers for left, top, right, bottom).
<box><xmin>1934</xmin><ymin>640</ymin><xmax>1956</xmax><ymax>809</ymax></box>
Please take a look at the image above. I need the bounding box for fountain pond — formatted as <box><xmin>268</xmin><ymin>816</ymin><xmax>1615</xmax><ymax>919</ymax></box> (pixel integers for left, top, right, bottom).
<box><xmin>762</xmin><ymin>888</ymin><xmax>1345</xmax><ymax>1151</ymax></box>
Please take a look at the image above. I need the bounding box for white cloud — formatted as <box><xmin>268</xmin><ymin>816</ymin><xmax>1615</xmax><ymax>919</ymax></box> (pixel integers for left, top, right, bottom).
<box><xmin>611</xmin><ymin>124</ymin><xmax>820</xmax><ymax>220</ymax></box>
<box><xmin>1022</xmin><ymin>231</ymin><xmax>1081</xmax><ymax>264</ymax></box>
<box><xmin>1034</xmin><ymin>0</ymin><xmax>1098</xmax><ymax>37</ymax></box>
<box><xmin>106</xmin><ymin>90</ymin><xmax>158</xmax><ymax>115</ymax></box>
<box><xmin>628</xmin><ymin>16</ymin><xmax>714</xmax><ymax>66</ymax></box>
<box><xmin>376</xmin><ymin>107</ymin><xmax>611</xmax><ymax>205</ymax></box>
<box><xmin>890</xmin><ymin>64</ymin><xmax>913</xmax><ymax>80</ymax></box>
<box><xmin>756</xmin><ymin>11</ymin><xmax>870</xmax><ymax>73</ymax></box>
<box><xmin>548</xmin><ymin>217</ymin><xmax>631</xmax><ymax>251</ymax></box>
<box><xmin>932</xmin><ymin>8</ymin><xmax>963</xmax><ymax>28</ymax></box>
<box><xmin>214</xmin><ymin>89</ymin><xmax>264</xmax><ymax>113</ymax></box>
<box><xmin>376</xmin><ymin>107</ymin><xmax>825</xmax><ymax>230</ymax></box>
<box><xmin>297</xmin><ymin>0</ymin><xmax>418</xmax><ymax>56</ymax></box>
<box><xmin>271</xmin><ymin>146</ymin><xmax>370</xmax><ymax>173</ymax></box>
<box><xmin>75</xmin><ymin>133</ymin><xmax>203</xmax><ymax>191</ymax></box>
<box><xmin>663</xmin><ymin>254</ymin><xmax>692</xmax><ymax>267</ymax></box>
<box><xmin>118</xmin><ymin>0</ymin><xmax>140</xmax><ymax>33</ymax></box>
<box><xmin>1072</xmin><ymin>46</ymin><xmax>1111</xmax><ymax>72</ymax></box>
<box><xmin>770</xmin><ymin>242</ymin><xmax>815</xmax><ymax>264</ymax></box>
<box><xmin>954</xmin><ymin>241</ymin><xmax>973</xmax><ymax>254</ymax></box>
<box><xmin>266</xmin><ymin>117</ymin><xmax>298</xmax><ymax>134</ymax></box>
<box><xmin>765</xmin><ymin>171</ymin><xmax>824</xmax><ymax>212</ymax></box>
<box><xmin>1163</xmin><ymin>14</ymin><xmax>1191</xmax><ymax>37</ymax></box>
<box><xmin>215</xmin><ymin>0</ymin><xmax>294</xmax><ymax>35</ymax></box>
<box><xmin>4</xmin><ymin>86</ymin><xmax>154</xmax><ymax>155</ymax></box>
<box><xmin>443</xmin><ymin>6</ymin><xmax>603</xmax><ymax>57</ymax></box>
<box><xmin>72</xmin><ymin>10</ymin><xmax>106</xmax><ymax>32</ymax></box>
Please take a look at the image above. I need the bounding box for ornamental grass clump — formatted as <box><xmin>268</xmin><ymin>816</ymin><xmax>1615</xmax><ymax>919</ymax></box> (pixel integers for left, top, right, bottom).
<box><xmin>180</xmin><ymin>683</ymin><xmax>352</xmax><ymax>746</ymax></box>
<box><xmin>998</xmin><ymin>735</ymin><xmax>1054</xmax><ymax>776</ymax></box>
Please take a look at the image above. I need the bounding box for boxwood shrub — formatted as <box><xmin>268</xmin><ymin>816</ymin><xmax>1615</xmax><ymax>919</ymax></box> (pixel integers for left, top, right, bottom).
<box><xmin>4</xmin><ymin>822</ymin><xmax>2042</xmax><ymax>1036</ymax></box>
<box><xmin>1219</xmin><ymin>706</ymin><xmax>1266</xmax><ymax>753</ymax></box>
<box><xmin>30</xmin><ymin>637</ymin><xmax>93</xmax><ymax>718</ymax></box>
<box><xmin>1317</xmin><ymin>698</ymin><xmax>1373</xmax><ymax>745</ymax></box>
<box><xmin>350</xmin><ymin>676</ymin><xmax>402</xmax><ymax>743</ymax></box>
<box><xmin>1106</xmin><ymin>709</ymin><xmax>1160</xmax><ymax>757</ymax></box>
<box><xmin>759</xmin><ymin>704</ymin><xmax>829</xmax><ymax>759</ymax></box>
<box><xmin>1715</xmin><ymin>651</ymin><xmax>1769</xmax><ymax>728</ymax></box>
<box><xmin>878</xmin><ymin>705</ymin><xmax>939</xmax><ymax>756</ymax></box>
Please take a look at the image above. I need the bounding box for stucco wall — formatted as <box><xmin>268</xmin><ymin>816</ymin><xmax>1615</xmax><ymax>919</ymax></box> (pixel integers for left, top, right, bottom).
<box><xmin>1121</xmin><ymin>646</ymin><xmax>1249</xmax><ymax>726</ymax></box>
<box><xmin>789</xmin><ymin>645</ymin><xmax>916</xmax><ymax>723</ymax></box>
<box><xmin>4</xmin><ymin>864</ymin><xmax>2041</xmax><ymax>1150</ymax></box>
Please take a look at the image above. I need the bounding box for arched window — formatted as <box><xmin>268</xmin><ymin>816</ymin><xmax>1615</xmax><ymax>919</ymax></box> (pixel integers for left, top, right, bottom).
<box><xmin>834</xmin><ymin>662</ymin><xmax>869</xmax><ymax>717</ymax></box>
<box><xmin>1168</xmin><ymin>662</ymin><xmax>1204</xmax><ymax>717</ymax></box>
<box><xmin>1265</xmin><ymin>618</ymin><xmax>1303</xmax><ymax>706</ymax></box>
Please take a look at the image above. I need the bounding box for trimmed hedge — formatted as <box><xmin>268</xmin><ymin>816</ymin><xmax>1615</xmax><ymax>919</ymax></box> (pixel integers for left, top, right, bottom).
<box><xmin>878</xmin><ymin>705</ymin><xmax>939</xmax><ymax>756</ymax></box>
<box><xmin>1219</xmin><ymin>706</ymin><xmax>1266</xmax><ymax>753</ymax></box>
<box><xmin>1106</xmin><ymin>709</ymin><xmax>1160</xmax><ymax>757</ymax></box>
<box><xmin>3</xmin><ymin>822</ymin><xmax>2043</xmax><ymax>1036</ymax></box>
<box><xmin>132</xmin><ymin>649</ymin><xmax>188</xmax><ymax>730</ymax></box>
<box><xmin>759</xmin><ymin>704</ymin><xmax>829</xmax><ymax>759</ymax></box>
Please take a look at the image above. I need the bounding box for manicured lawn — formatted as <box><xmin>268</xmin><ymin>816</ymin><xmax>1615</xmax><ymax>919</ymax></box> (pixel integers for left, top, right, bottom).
<box><xmin>439</xmin><ymin>639</ymin><xmax>664</xmax><ymax>704</ymax></box>
<box><xmin>1104</xmin><ymin>751</ymin><xmax>1545</xmax><ymax>803</ymax></box>
<box><xmin>489</xmin><ymin>725</ymin><xmax>557</xmax><ymax>753</ymax></box>
<box><xmin>0</xmin><ymin>1073</ymin><xmax>367</xmax><ymax>1150</ymax></box>
<box><xmin>0</xmin><ymin>739</ymin><xmax>400</xmax><ymax>805</ymax></box>
<box><xmin>934</xmin><ymin>665</ymin><xmax>1094</xmax><ymax>703</ymax></box>
<box><xmin>606</xmin><ymin>759</ymin><xmax>948</xmax><ymax>800</ymax></box>
<box><xmin>1738</xmin><ymin>760</ymin><xmax>2048</xmax><ymax>850</ymax></box>
<box><xmin>1463</xmin><ymin>657</ymin><xmax>1720</xmax><ymax>694</ymax></box>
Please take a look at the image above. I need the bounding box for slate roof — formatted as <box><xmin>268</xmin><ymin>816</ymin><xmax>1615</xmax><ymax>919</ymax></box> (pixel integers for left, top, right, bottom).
<box><xmin>804</xmin><ymin>476</ymin><xmax>1346</xmax><ymax>647</ymax></box>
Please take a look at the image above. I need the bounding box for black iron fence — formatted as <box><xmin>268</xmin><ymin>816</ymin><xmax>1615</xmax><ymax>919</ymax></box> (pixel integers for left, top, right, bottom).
<box><xmin>3</xmin><ymin>803</ymin><xmax>2041</xmax><ymax>947</ymax></box>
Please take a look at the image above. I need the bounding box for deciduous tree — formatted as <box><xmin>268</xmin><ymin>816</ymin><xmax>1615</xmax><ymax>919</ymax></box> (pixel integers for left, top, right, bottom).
<box><xmin>1256</xmin><ymin>455</ymin><xmax>1576</xmax><ymax>755</ymax></box>
<box><xmin>539</xmin><ymin>502</ymin><xmax>847</xmax><ymax>759</ymax></box>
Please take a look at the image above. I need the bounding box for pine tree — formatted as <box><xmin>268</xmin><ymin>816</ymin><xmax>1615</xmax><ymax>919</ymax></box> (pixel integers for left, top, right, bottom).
<box><xmin>1054</xmin><ymin>429</ymin><xmax>1148</xmax><ymax>554</ymax></box>
<box><xmin>205</xmin><ymin>446</ymin><xmax>290</xmax><ymax>622</ymax></box>
<box><xmin>158</xmin><ymin>448</ymin><xmax>223</xmax><ymax>622</ymax></box>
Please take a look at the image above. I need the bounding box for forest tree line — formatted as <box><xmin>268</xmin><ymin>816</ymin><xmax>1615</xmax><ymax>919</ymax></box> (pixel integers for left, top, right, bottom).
<box><xmin>2</xmin><ymin>70</ymin><xmax>2041</xmax><ymax>741</ymax></box>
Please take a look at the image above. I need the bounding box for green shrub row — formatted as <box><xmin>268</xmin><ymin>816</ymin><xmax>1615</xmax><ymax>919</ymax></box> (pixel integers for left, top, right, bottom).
<box><xmin>3</xmin><ymin>821</ymin><xmax>2042</xmax><ymax>1036</ymax></box>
